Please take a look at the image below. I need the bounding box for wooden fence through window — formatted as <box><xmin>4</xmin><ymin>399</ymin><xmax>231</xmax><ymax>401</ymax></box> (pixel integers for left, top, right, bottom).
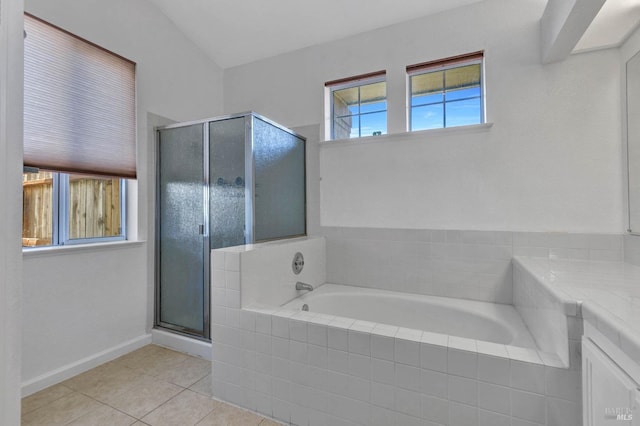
<box><xmin>22</xmin><ymin>173</ymin><xmax>121</xmax><ymax>246</ymax></box>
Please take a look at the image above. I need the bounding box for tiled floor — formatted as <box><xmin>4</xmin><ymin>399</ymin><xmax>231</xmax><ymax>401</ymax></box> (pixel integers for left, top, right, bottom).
<box><xmin>21</xmin><ymin>345</ymin><xmax>281</xmax><ymax>426</ymax></box>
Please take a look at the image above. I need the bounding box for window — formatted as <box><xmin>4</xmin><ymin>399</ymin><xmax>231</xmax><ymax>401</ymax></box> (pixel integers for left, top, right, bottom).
<box><xmin>408</xmin><ymin>51</ymin><xmax>484</xmax><ymax>131</ymax></box>
<box><xmin>22</xmin><ymin>172</ymin><xmax>125</xmax><ymax>247</ymax></box>
<box><xmin>22</xmin><ymin>14</ymin><xmax>134</xmax><ymax>248</ymax></box>
<box><xmin>327</xmin><ymin>71</ymin><xmax>387</xmax><ymax>139</ymax></box>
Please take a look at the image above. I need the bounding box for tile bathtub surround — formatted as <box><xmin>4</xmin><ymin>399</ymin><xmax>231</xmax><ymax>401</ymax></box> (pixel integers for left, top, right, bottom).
<box><xmin>321</xmin><ymin>227</ymin><xmax>623</xmax><ymax>304</ymax></box>
<box><xmin>513</xmin><ymin>261</ymin><xmax>572</xmax><ymax>368</ymax></box>
<box><xmin>212</xmin><ymin>242</ymin><xmax>581</xmax><ymax>426</ymax></box>
<box><xmin>211</xmin><ymin>306</ymin><xmax>581</xmax><ymax>426</ymax></box>
<box><xmin>624</xmin><ymin>233</ymin><xmax>640</xmax><ymax>266</ymax></box>
<box><xmin>514</xmin><ymin>256</ymin><xmax>640</xmax><ymax>371</ymax></box>
<box><xmin>22</xmin><ymin>344</ymin><xmax>281</xmax><ymax>426</ymax></box>
<box><xmin>212</xmin><ymin>237</ymin><xmax>326</xmax><ymax>308</ymax></box>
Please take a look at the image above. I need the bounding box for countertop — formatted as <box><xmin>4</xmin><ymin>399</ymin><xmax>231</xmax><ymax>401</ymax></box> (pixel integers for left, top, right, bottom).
<box><xmin>513</xmin><ymin>256</ymin><xmax>640</xmax><ymax>366</ymax></box>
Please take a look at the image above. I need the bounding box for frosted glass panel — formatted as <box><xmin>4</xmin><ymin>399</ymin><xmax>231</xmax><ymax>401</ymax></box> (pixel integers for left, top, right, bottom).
<box><xmin>253</xmin><ymin>117</ymin><xmax>306</xmax><ymax>241</ymax></box>
<box><xmin>158</xmin><ymin>124</ymin><xmax>205</xmax><ymax>334</ymax></box>
<box><xmin>209</xmin><ymin>117</ymin><xmax>247</xmax><ymax>249</ymax></box>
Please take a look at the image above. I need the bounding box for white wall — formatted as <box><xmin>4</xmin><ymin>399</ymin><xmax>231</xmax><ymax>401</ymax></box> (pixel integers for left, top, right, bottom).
<box><xmin>1</xmin><ymin>0</ymin><xmax>25</xmax><ymax>422</ymax></box>
<box><xmin>621</xmin><ymin>25</ymin><xmax>640</xmax><ymax>265</ymax></box>
<box><xmin>224</xmin><ymin>0</ymin><xmax>624</xmax><ymax>233</ymax></box>
<box><xmin>22</xmin><ymin>0</ymin><xmax>224</xmax><ymax>393</ymax></box>
<box><xmin>22</xmin><ymin>245</ymin><xmax>147</xmax><ymax>392</ymax></box>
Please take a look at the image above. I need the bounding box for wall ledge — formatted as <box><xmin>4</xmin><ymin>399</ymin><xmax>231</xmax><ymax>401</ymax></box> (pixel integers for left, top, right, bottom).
<box><xmin>22</xmin><ymin>240</ymin><xmax>146</xmax><ymax>259</ymax></box>
<box><xmin>320</xmin><ymin>122</ymin><xmax>493</xmax><ymax>147</ymax></box>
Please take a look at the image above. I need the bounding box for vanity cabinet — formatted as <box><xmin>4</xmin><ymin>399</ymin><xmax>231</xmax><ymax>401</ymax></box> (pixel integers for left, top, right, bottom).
<box><xmin>583</xmin><ymin>338</ymin><xmax>640</xmax><ymax>425</ymax></box>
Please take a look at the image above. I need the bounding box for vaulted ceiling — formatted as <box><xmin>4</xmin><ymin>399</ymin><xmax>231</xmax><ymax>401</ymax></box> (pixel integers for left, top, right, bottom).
<box><xmin>147</xmin><ymin>0</ymin><xmax>640</xmax><ymax>69</ymax></box>
<box><xmin>147</xmin><ymin>0</ymin><xmax>486</xmax><ymax>68</ymax></box>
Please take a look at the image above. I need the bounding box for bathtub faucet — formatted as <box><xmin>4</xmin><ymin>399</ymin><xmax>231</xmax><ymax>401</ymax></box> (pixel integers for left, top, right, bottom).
<box><xmin>295</xmin><ymin>281</ymin><xmax>314</xmax><ymax>292</ymax></box>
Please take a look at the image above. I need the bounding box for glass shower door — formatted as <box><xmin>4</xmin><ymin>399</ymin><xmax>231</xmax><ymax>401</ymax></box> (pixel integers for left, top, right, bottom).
<box><xmin>157</xmin><ymin>124</ymin><xmax>208</xmax><ymax>338</ymax></box>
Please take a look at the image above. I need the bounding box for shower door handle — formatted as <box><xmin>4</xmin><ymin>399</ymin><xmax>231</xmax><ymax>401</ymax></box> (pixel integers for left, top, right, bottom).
<box><xmin>198</xmin><ymin>224</ymin><xmax>204</xmax><ymax>235</ymax></box>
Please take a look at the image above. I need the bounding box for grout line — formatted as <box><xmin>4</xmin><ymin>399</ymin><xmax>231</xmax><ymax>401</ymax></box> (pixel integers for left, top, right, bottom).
<box><xmin>21</xmin><ymin>385</ymin><xmax>75</xmax><ymax>416</ymax></box>
<box><xmin>24</xmin><ymin>345</ymin><xmax>216</xmax><ymax>426</ymax></box>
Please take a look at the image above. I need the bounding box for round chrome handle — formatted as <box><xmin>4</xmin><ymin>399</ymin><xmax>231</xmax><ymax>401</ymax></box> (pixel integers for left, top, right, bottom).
<box><xmin>292</xmin><ymin>252</ymin><xmax>304</xmax><ymax>275</ymax></box>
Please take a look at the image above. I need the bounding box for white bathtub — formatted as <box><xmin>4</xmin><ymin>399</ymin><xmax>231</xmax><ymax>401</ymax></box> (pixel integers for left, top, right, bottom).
<box><xmin>282</xmin><ymin>283</ymin><xmax>537</xmax><ymax>348</ymax></box>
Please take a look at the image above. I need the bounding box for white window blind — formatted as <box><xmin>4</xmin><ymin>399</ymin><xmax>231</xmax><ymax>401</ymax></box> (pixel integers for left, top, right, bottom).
<box><xmin>24</xmin><ymin>13</ymin><xmax>137</xmax><ymax>179</ymax></box>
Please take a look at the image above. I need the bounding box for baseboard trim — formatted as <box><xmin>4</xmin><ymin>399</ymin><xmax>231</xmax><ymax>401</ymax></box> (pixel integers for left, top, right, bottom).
<box><xmin>151</xmin><ymin>328</ymin><xmax>212</xmax><ymax>361</ymax></box>
<box><xmin>21</xmin><ymin>334</ymin><xmax>152</xmax><ymax>397</ymax></box>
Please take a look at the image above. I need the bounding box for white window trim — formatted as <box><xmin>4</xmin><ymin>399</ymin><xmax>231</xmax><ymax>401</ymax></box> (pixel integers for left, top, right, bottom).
<box><xmin>407</xmin><ymin>58</ymin><xmax>485</xmax><ymax>132</ymax></box>
<box><xmin>22</xmin><ymin>240</ymin><xmax>144</xmax><ymax>258</ymax></box>
<box><xmin>326</xmin><ymin>73</ymin><xmax>388</xmax><ymax>140</ymax></box>
<box><xmin>59</xmin><ymin>175</ymin><xmax>127</xmax><ymax>245</ymax></box>
<box><xmin>22</xmin><ymin>172</ymin><xmax>127</xmax><ymax>250</ymax></box>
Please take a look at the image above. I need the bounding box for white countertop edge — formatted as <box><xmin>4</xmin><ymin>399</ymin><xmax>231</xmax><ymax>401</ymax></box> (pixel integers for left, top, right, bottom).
<box><xmin>514</xmin><ymin>256</ymin><xmax>640</xmax><ymax>367</ymax></box>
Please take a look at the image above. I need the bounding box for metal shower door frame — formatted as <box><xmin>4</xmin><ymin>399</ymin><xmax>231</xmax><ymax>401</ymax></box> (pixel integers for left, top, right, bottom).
<box><xmin>155</xmin><ymin>122</ymin><xmax>211</xmax><ymax>341</ymax></box>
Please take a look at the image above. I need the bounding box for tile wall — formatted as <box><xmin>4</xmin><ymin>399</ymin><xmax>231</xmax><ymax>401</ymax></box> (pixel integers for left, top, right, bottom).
<box><xmin>215</xmin><ymin>237</ymin><xmax>326</xmax><ymax>308</ymax></box>
<box><xmin>211</xmin><ymin>239</ymin><xmax>583</xmax><ymax>426</ymax></box>
<box><xmin>624</xmin><ymin>234</ymin><xmax>640</xmax><ymax>266</ymax></box>
<box><xmin>321</xmin><ymin>227</ymin><xmax>623</xmax><ymax>304</ymax></box>
<box><xmin>513</xmin><ymin>261</ymin><xmax>572</xmax><ymax>368</ymax></box>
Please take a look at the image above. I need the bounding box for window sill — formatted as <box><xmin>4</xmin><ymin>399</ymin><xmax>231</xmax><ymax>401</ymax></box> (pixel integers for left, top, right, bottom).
<box><xmin>22</xmin><ymin>240</ymin><xmax>146</xmax><ymax>258</ymax></box>
<box><xmin>321</xmin><ymin>122</ymin><xmax>493</xmax><ymax>145</ymax></box>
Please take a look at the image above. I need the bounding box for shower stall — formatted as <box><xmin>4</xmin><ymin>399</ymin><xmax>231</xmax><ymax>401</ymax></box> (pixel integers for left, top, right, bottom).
<box><xmin>156</xmin><ymin>112</ymin><xmax>306</xmax><ymax>340</ymax></box>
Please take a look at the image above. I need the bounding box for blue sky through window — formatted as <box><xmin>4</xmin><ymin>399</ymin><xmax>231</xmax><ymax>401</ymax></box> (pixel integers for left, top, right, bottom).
<box><xmin>411</xmin><ymin>84</ymin><xmax>481</xmax><ymax>131</ymax></box>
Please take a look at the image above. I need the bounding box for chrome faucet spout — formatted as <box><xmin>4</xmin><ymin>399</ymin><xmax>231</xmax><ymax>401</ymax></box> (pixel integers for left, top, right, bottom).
<box><xmin>295</xmin><ymin>281</ymin><xmax>314</xmax><ymax>291</ymax></box>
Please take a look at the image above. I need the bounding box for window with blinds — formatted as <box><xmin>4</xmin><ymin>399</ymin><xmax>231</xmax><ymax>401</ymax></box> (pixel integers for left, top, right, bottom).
<box><xmin>23</xmin><ymin>13</ymin><xmax>136</xmax><ymax>178</ymax></box>
<box><xmin>407</xmin><ymin>51</ymin><xmax>484</xmax><ymax>131</ymax></box>
<box><xmin>22</xmin><ymin>14</ymin><xmax>131</xmax><ymax>247</ymax></box>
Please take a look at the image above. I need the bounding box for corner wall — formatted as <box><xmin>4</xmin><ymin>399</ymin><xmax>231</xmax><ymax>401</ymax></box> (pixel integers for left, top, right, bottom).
<box><xmin>1</xmin><ymin>0</ymin><xmax>25</xmax><ymax>422</ymax></box>
<box><xmin>224</xmin><ymin>0</ymin><xmax>624</xmax><ymax>234</ymax></box>
<box><xmin>21</xmin><ymin>0</ymin><xmax>224</xmax><ymax>394</ymax></box>
<box><xmin>620</xmin><ymin>23</ymin><xmax>640</xmax><ymax>264</ymax></box>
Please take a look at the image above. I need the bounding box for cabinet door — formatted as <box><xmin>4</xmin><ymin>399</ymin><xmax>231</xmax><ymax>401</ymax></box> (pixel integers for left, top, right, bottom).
<box><xmin>583</xmin><ymin>338</ymin><xmax>640</xmax><ymax>425</ymax></box>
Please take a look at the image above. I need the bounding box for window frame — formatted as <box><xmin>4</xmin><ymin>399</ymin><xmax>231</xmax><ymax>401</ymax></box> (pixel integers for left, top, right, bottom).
<box><xmin>59</xmin><ymin>174</ymin><xmax>127</xmax><ymax>246</ymax></box>
<box><xmin>22</xmin><ymin>13</ymin><xmax>133</xmax><ymax>250</ymax></box>
<box><xmin>326</xmin><ymin>71</ymin><xmax>388</xmax><ymax>140</ymax></box>
<box><xmin>407</xmin><ymin>52</ymin><xmax>485</xmax><ymax>132</ymax></box>
<box><xmin>22</xmin><ymin>172</ymin><xmax>127</xmax><ymax>249</ymax></box>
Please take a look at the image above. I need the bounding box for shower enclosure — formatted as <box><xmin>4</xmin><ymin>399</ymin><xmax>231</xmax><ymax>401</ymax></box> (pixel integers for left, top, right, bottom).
<box><xmin>156</xmin><ymin>112</ymin><xmax>306</xmax><ymax>340</ymax></box>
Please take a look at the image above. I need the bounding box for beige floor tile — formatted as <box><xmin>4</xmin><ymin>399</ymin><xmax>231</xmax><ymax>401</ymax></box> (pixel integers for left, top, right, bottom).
<box><xmin>141</xmin><ymin>389</ymin><xmax>219</xmax><ymax>426</ymax></box>
<box><xmin>107</xmin><ymin>345</ymin><xmax>160</xmax><ymax>370</ymax></box>
<box><xmin>65</xmin><ymin>403</ymin><xmax>136</xmax><ymax>426</ymax></box>
<box><xmin>156</xmin><ymin>356</ymin><xmax>211</xmax><ymax>388</ymax></box>
<box><xmin>21</xmin><ymin>392</ymin><xmax>102</xmax><ymax>426</ymax></box>
<box><xmin>129</xmin><ymin>347</ymin><xmax>189</xmax><ymax>377</ymax></box>
<box><xmin>89</xmin><ymin>370</ymin><xmax>158</xmax><ymax>406</ymax></box>
<box><xmin>66</xmin><ymin>364</ymin><xmax>156</xmax><ymax>405</ymax></box>
<box><xmin>257</xmin><ymin>419</ymin><xmax>282</xmax><ymax>426</ymax></box>
<box><xmin>21</xmin><ymin>383</ymin><xmax>74</xmax><ymax>415</ymax></box>
<box><xmin>196</xmin><ymin>403</ymin><xmax>264</xmax><ymax>426</ymax></box>
<box><xmin>62</xmin><ymin>362</ymin><xmax>131</xmax><ymax>393</ymax></box>
<box><xmin>106</xmin><ymin>377</ymin><xmax>183</xmax><ymax>418</ymax></box>
<box><xmin>188</xmin><ymin>374</ymin><xmax>212</xmax><ymax>397</ymax></box>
